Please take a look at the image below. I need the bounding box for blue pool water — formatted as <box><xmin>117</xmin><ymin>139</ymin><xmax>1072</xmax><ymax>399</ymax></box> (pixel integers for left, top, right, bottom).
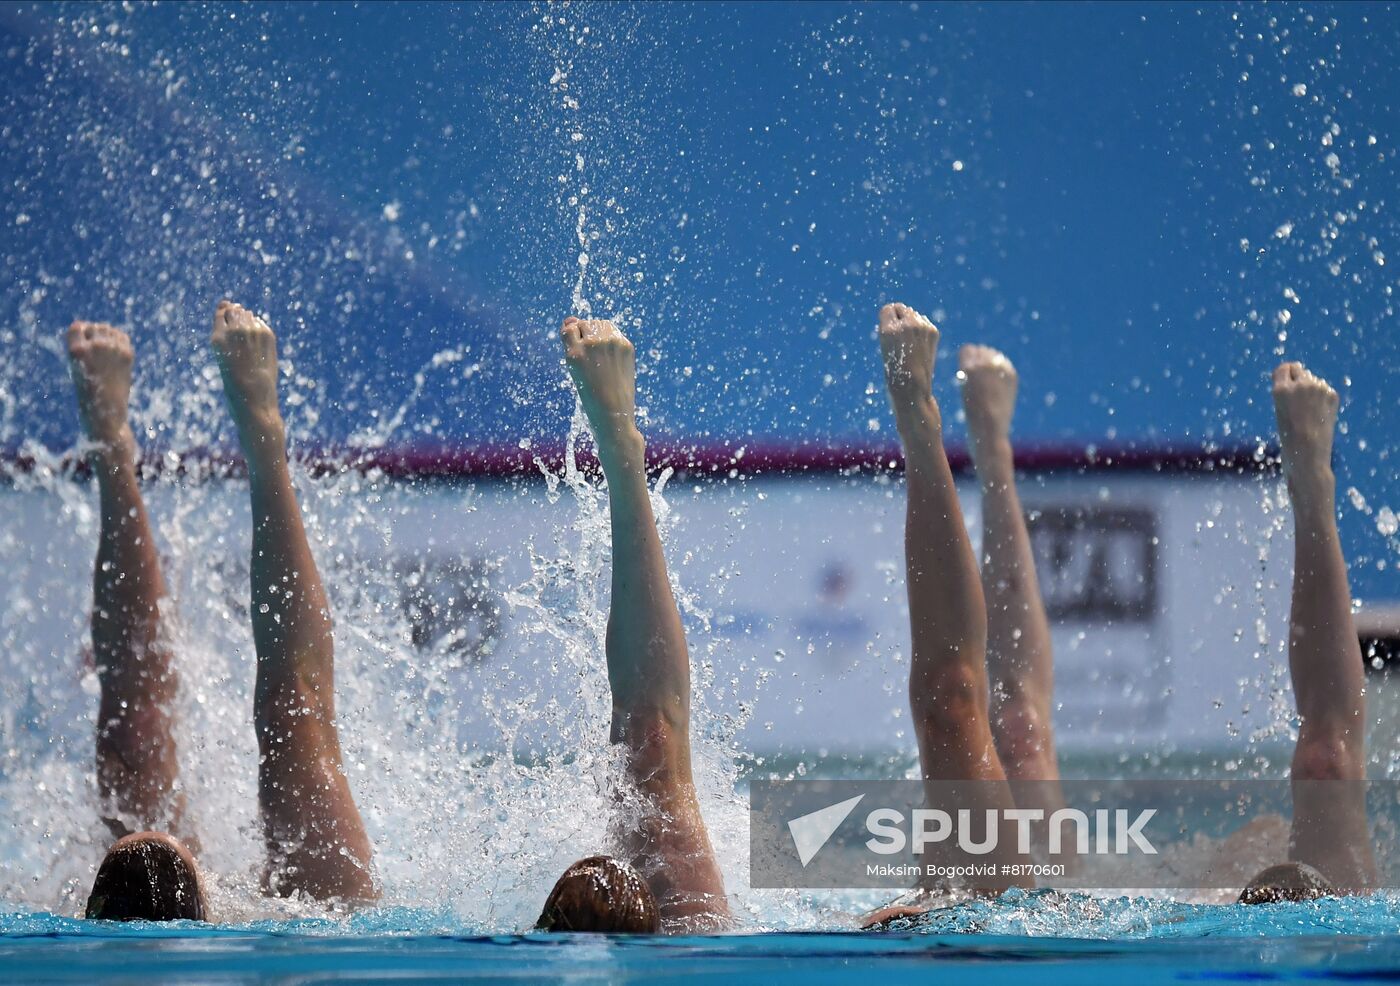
<box><xmin>4</xmin><ymin>894</ymin><xmax>1399</xmax><ymax>984</ymax></box>
<box><xmin>4</xmin><ymin>3</ymin><xmax>1400</xmax><ymax>982</ymax></box>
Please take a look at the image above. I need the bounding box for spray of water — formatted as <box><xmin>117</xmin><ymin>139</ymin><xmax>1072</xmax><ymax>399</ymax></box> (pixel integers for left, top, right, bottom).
<box><xmin>0</xmin><ymin>0</ymin><xmax>1397</xmax><ymax>934</ymax></box>
<box><xmin>0</xmin><ymin>0</ymin><xmax>793</xmax><ymax>933</ymax></box>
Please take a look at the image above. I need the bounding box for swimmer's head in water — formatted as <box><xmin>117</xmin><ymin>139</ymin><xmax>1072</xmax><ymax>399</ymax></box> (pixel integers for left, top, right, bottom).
<box><xmin>535</xmin><ymin>855</ymin><xmax>660</xmax><ymax>933</ymax></box>
<box><xmin>1238</xmin><ymin>861</ymin><xmax>1334</xmax><ymax>905</ymax></box>
<box><xmin>86</xmin><ymin>832</ymin><xmax>207</xmax><ymax>922</ymax></box>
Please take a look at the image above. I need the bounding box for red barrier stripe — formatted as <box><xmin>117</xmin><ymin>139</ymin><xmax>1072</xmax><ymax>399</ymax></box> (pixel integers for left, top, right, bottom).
<box><xmin>2</xmin><ymin>440</ymin><xmax>1278</xmax><ymax>481</ymax></box>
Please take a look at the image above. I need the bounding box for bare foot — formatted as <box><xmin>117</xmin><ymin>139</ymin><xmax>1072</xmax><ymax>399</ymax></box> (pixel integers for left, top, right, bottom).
<box><xmin>860</xmin><ymin>902</ymin><xmax>933</xmax><ymax>930</ymax></box>
<box><xmin>560</xmin><ymin>317</ymin><xmax>641</xmax><ymax>459</ymax></box>
<box><xmin>211</xmin><ymin>300</ymin><xmax>283</xmax><ymax>449</ymax></box>
<box><xmin>67</xmin><ymin>321</ymin><xmax>135</xmax><ymax>452</ymax></box>
<box><xmin>878</xmin><ymin>302</ymin><xmax>942</xmax><ymax>428</ymax></box>
<box><xmin>958</xmin><ymin>344</ymin><xmax>1018</xmax><ymax>466</ymax></box>
<box><xmin>1272</xmin><ymin>361</ymin><xmax>1338</xmax><ymax>504</ymax></box>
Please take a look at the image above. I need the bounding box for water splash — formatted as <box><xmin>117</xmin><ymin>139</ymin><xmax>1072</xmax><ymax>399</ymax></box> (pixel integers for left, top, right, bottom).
<box><xmin>0</xmin><ymin>0</ymin><xmax>774</xmax><ymax>933</ymax></box>
<box><xmin>1</xmin><ymin>0</ymin><xmax>1397</xmax><ymax>939</ymax></box>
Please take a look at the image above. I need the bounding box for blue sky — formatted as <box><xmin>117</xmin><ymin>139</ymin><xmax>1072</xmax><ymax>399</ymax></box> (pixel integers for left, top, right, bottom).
<box><xmin>1</xmin><ymin>1</ymin><xmax>1396</xmax><ymax>590</ymax></box>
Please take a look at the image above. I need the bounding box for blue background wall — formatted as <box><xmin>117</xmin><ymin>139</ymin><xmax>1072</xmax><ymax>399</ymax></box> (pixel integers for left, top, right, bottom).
<box><xmin>1</xmin><ymin>0</ymin><xmax>1396</xmax><ymax>597</ymax></box>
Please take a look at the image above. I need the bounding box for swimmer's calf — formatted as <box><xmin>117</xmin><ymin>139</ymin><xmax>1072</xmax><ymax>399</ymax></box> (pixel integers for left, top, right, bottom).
<box><xmin>70</xmin><ymin>320</ymin><xmax>200</xmax><ymax>920</ymax></box>
<box><xmin>1241</xmin><ymin>362</ymin><xmax>1375</xmax><ymax>901</ymax></box>
<box><xmin>68</xmin><ymin>320</ymin><xmax>187</xmax><ymax>841</ymax></box>
<box><xmin>861</xmin><ymin>305</ymin><xmax>1029</xmax><ymax>931</ymax></box>
<box><xmin>543</xmin><ymin>317</ymin><xmax>730</xmax><ymax>934</ymax></box>
<box><xmin>213</xmin><ymin>300</ymin><xmax>378</xmax><ymax>903</ymax></box>
<box><xmin>958</xmin><ymin>344</ymin><xmax>1066</xmax><ymax>844</ymax></box>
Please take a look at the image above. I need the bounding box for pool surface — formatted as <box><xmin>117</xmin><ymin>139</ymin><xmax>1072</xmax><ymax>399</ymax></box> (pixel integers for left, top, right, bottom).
<box><xmin>4</xmin><ymin>1</ymin><xmax>1400</xmax><ymax>983</ymax></box>
<box><xmin>5</xmin><ymin>896</ymin><xmax>1400</xmax><ymax>984</ymax></box>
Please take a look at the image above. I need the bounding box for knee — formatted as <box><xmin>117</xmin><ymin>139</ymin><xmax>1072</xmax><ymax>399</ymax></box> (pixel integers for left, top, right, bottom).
<box><xmin>254</xmin><ymin>673</ymin><xmax>329</xmax><ymax>739</ymax></box>
<box><xmin>1292</xmin><ymin>730</ymin><xmax>1362</xmax><ymax>782</ymax></box>
<box><xmin>991</xmin><ymin>697</ymin><xmax>1053</xmax><ymax>769</ymax></box>
<box><xmin>909</xmin><ymin>660</ymin><xmax>986</xmax><ymax>727</ymax></box>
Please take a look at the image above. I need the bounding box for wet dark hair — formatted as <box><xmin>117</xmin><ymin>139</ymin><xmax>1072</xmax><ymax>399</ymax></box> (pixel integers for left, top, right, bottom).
<box><xmin>86</xmin><ymin>832</ymin><xmax>207</xmax><ymax>922</ymax></box>
<box><xmin>1238</xmin><ymin>861</ymin><xmax>1334</xmax><ymax>905</ymax></box>
<box><xmin>535</xmin><ymin>855</ymin><xmax>660</xmax><ymax>933</ymax></box>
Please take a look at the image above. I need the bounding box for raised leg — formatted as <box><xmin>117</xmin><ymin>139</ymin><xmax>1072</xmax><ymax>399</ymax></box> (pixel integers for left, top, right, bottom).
<box><xmin>864</xmin><ymin>305</ymin><xmax>1028</xmax><ymax>929</ymax></box>
<box><xmin>68</xmin><ymin>321</ymin><xmax>186</xmax><ymax>842</ymax></box>
<box><xmin>959</xmin><ymin>345</ymin><xmax>1064</xmax><ymax>823</ymax></box>
<box><xmin>212</xmin><ymin>300</ymin><xmax>376</xmax><ymax>902</ymax></box>
<box><xmin>560</xmin><ymin>316</ymin><xmax>728</xmax><ymax>932</ymax></box>
<box><xmin>1271</xmin><ymin>362</ymin><xmax>1374</xmax><ymax>891</ymax></box>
